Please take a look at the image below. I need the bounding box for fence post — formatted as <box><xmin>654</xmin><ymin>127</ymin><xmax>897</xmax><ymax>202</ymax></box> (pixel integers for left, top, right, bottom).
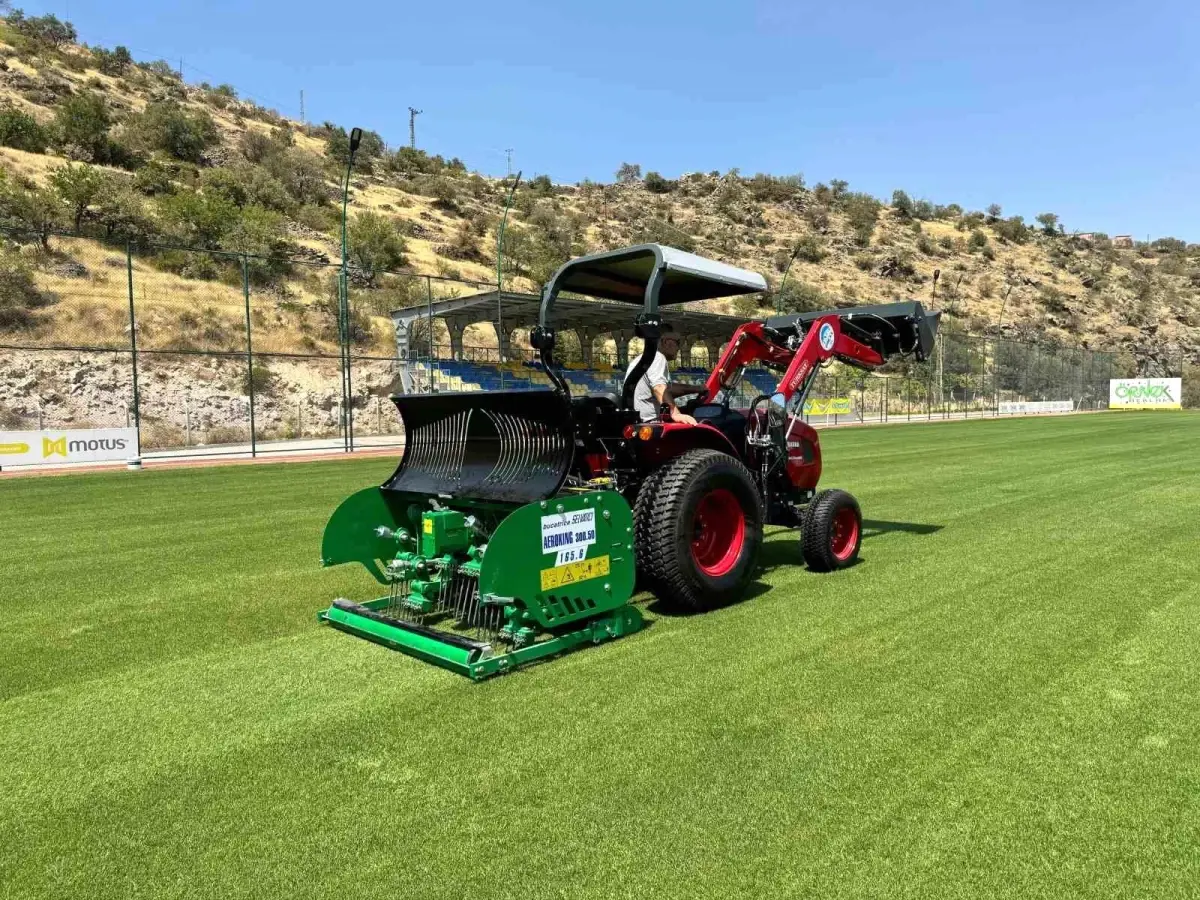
<box><xmin>125</xmin><ymin>241</ymin><xmax>141</xmax><ymax>457</ymax></box>
<box><xmin>426</xmin><ymin>276</ymin><xmax>437</xmax><ymax>393</ymax></box>
<box><xmin>242</xmin><ymin>255</ymin><xmax>257</xmax><ymax>458</ymax></box>
<box><xmin>833</xmin><ymin>375</ymin><xmax>839</xmax><ymax>426</ymax></box>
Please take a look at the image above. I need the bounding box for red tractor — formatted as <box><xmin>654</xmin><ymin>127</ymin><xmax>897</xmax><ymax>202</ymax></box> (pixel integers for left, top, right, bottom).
<box><xmin>388</xmin><ymin>244</ymin><xmax>939</xmax><ymax>613</ymax></box>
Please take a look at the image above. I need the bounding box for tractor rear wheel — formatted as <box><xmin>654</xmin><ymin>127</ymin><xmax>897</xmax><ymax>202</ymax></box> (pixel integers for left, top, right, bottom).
<box><xmin>644</xmin><ymin>449</ymin><xmax>763</xmax><ymax>612</ymax></box>
<box><xmin>801</xmin><ymin>489</ymin><xmax>862</xmax><ymax>572</ymax></box>
<box><xmin>632</xmin><ymin>465</ymin><xmax>668</xmax><ymax>595</ymax></box>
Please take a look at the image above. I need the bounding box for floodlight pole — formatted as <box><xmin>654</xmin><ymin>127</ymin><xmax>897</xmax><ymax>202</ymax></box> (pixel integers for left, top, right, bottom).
<box><xmin>339</xmin><ymin>127</ymin><xmax>363</xmax><ymax>451</ymax></box>
<box><xmin>993</xmin><ymin>284</ymin><xmax>1014</xmax><ymax>415</ymax></box>
<box><xmin>775</xmin><ymin>243</ymin><xmax>801</xmax><ymax>313</ymax></box>
<box><xmin>496</xmin><ymin>170</ymin><xmax>522</xmax><ymax>384</ymax></box>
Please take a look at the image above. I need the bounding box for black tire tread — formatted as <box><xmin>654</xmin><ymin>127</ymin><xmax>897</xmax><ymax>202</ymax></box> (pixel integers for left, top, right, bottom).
<box><xmin>801</xmin><ymin>488</ymin><xmax>862</xmax><ymax>572</ymax></box>
<box><xmin>644</xmin><ymin>448</ymin><xmax>763</xmax><ymax>611</ymax></box>
<box><xmin>632</xmin><ymin>465</ymin><xmax>669</xmax><ymax>594</ymax></box>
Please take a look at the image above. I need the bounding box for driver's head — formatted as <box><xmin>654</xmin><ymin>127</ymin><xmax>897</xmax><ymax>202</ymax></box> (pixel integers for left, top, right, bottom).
<box><xmin>659</xmin><ymin>324</ymin><xmax>683</xmax><ymax>361</ymax></box>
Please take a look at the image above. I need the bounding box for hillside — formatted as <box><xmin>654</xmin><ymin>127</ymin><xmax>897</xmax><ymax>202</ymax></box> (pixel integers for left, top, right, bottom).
<box><xmin>1</xmin><ymin>11</ymin><xmax>1198</xmax><ymax>378</ymax></box>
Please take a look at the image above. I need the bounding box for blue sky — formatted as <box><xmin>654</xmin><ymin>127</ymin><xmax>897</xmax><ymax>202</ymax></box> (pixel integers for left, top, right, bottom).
<box><xmin>27</xmin><ymin>0</ymin><xmax>1200</xmax><ymax>240</ymax></box>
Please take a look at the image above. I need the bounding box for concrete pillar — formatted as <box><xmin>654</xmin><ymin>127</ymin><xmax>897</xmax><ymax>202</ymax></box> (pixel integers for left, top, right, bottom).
<box><xmin>613</xmin><ymin>330</ymin><xmax>631</xmax><ymax>368</ymax></box>
<box><xmin>678</xmin><ymin>337</ymin><xmax>695</xmax><ymax>369</ymax></box>
<box><xmin>705</xmin><ymin>339</ymin><xmax>723</xmax><ymax>368</ymax></box>
<box><xmin>445</xmin><ymin>318</ymin><xmax>466</xmax><ymax>360</ymax></box>
<box><xmin>575</xmin><ymin>327</ymin><xmax>595</xmax><ymax>368</ymax></box>
<box><xmin>494</xmin><ymin>322</ymin><xmax>512</xmax><ymax>363</ymax></box>
<box><xmin>394</xmin><ymin>317</ymin><xmax>415</xmax><ymax>393</ymax></box>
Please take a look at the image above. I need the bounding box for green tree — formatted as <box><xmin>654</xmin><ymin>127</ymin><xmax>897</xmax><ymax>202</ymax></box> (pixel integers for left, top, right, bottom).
<box><xmin>54</xmin><ymin>93</ymin><xmax>111</xmax><ymax>162</ymax></box>
<box><xmin>1036</xmin><ymin>212</ymin><xmax>1060</xmax><ymax>235</ymax></box>
<box><xmin>615</xmin><ymin>162</ymin><xmax>642</xmax><ymax>184</ymax></box>
<box><xmin>993</xmin><ymin>215</ymin><xmax>1029</xmax><ymax>244</ymax></box>
<box><xmin>348</xmin><ymin>211</ymin><xmax>407</xmax><ymax>286</ymax></box>
<box><xmin>265</xmin><ymin>148</ymin><xmax>328</xmax><ymax>205</ymax></box>
<box><xmin>156</xmin><ymin>190</ymin><xmax>240</xmax><ymax>248</ymax></box>
<box><xmin>93</xmin><ymin>179</ymin><xmax>152</xmax><ymax>241</ymax></box>
<box><xmin>892</xmin><ymin>189</ymin><xmax>914</xmax><ymax>220</ymax></box>
<box><xmin>0</xmin><ymin>174</ymin><xmax>64</xmax><ymax>248</ymax></box>
<box><xmin>0</xmin><ymin>103</ymin><xmax>49</xmax><ymax>153</ymax></box>
<box><xmin>6</xmin><ymin>10</ymin><xmax>76</xmax><ymax>47</ymax></box>
<box><xmin>967</xmin><ymin>229</ymin><xmax>989</xmax><ymax>253</ymax></box>
<box><xmin>49</xmin><ymin>163</ymin><xmax>107</xmax><ymax>231</ymax></box>
<box><xmin>326</xmin><ymin>126</ymin><xmax>384</xmax><ymax>167</ymax></box>
<box><xmin>93</xmin><ymin>45</ymin><xmax>133</xmax><ymax>75</ymax></box>
<box><xmin>131</xmin><ymin>101</ymin><xmax>218</xmax><ymax>162</ymax></box>
<box><xmin>225</xmin><ymin>205</ymin><xmax>291</xmax><ymax>284</ymax></box>
<box><xmin>985</xmin><ymin>203</ymin><xmax>1002</xmax><ymax>223</ymax></box>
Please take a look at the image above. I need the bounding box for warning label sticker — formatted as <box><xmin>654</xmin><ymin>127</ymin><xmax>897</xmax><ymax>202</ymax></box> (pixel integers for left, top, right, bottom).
<box><xmin>540</xmin><ymin>554</ymin><xmax>610</xmax><ymax>592</ymax></box>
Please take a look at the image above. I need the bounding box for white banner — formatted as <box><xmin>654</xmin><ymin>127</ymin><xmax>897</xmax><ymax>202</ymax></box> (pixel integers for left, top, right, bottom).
<box><xmin>998</xmin><ymin>400</ymin><xmax>1075</xmax><ymax>414</ymax></box>
<box><xmin>0</xmin><ymin>428</ymin><xmax>138</xmax><ymax>467</ymax></box>
<box><xmin>1109</xmin><ymin>378</ymin><xmax>1182</xmax><ymax>410</ymax></box>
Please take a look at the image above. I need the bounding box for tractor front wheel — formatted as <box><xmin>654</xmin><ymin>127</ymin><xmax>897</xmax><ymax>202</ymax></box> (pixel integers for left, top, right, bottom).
<box><xmin>643</xmin><ymin>449</ymin><xmax>763</xmax><ymax>612</ymax></box>
<box><xmin>801</xmin><ymin>489</ymin><xmax>862</xmax><ymax>572</ymax></box>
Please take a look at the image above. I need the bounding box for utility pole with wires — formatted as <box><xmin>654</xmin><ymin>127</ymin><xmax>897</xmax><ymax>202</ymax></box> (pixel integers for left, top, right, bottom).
<box><xmin>408</xmin><ymin>107</ymin><xmax>422</xmax><ymax>149</ymax></box>
<box><xmin>504</xmin><ymin>148</ymin><xmax>514</xmax><ymax>177</ymax></box>
<box><xmin>299</xmin><ymin>89</ymin><xmax>305</xmax><ymax>124</ymax></box>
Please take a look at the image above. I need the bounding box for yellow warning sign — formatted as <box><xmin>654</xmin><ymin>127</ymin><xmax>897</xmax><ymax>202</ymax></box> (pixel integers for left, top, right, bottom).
<box><xmin>423</xmin><ymin>518</ymin><xmax>433</xmax><ymax>534</ymax></box>
<box><xmin>540</xmin><ymin>554</ymin><xmax>610</xmax><ymax>591</ymax></box>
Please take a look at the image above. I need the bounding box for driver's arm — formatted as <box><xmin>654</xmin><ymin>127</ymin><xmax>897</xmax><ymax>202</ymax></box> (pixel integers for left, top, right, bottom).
<box><xmin>652</xmin><ymin>382</ymin><xmax>697</xmax><ymax>425</ymax></box>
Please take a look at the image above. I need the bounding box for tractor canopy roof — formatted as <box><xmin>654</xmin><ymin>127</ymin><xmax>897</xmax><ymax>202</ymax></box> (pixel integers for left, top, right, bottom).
<box><xmin>544</xmin><ymin>243</ymin><xmax>767</xmax><ymax>306</ymax></box>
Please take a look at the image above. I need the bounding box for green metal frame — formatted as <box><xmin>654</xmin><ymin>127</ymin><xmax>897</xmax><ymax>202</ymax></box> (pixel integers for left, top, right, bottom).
<box><xmin>318</xmin><ymin>489</ymin><xmax>644</xmax><ymax>679</ymax></box>
<box><xmin>320</xmin><ymin>599</ymin><xmax>642</xmax><ymax>680</ymax></box>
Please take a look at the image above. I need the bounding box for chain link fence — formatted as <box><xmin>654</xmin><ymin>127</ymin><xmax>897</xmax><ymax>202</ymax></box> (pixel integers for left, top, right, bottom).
<box><xmin>1</xmin><ymin>226</ymin><xmax>1192</xmax><ymax>465</ymax></box>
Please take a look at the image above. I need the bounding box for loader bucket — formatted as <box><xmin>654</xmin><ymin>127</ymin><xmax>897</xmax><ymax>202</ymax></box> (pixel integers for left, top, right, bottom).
<box><xmin>385</xmin><ymin>388</ymin><xmax>574</xmax><ymax>504</ymax></box>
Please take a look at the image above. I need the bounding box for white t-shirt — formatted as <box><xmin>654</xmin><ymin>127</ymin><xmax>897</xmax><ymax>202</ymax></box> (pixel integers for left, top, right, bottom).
<box><xmin>626</xmin><ymin>351</ymin><xmax>670</xmax><ymax>421</ymax></box>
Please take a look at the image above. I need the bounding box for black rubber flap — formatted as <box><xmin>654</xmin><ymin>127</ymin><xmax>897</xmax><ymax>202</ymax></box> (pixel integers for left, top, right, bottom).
<box><xmin>383</xmin><ymin>389</ymin><xmax>574</xmax><ymax>503</ymax></box>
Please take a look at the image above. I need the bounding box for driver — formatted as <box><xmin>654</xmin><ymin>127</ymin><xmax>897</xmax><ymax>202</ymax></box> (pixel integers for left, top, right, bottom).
<box><xmin>626</xmin><ymin>324</ymin><xmax>699</xmax><ymax>425</ymax></box>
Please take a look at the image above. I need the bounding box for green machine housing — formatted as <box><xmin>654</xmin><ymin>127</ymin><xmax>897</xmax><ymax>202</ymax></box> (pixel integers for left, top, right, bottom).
<box><xmin>318</xmin><ymin>389</ymin><xmax>642</xmax><ymax>680</ymax></box>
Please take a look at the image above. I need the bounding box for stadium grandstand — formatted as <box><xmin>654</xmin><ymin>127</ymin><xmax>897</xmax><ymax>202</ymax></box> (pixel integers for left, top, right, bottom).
<box><xmin>391</xmin><ymin>290</ymin><xmax>781</xmax><ymax>401</ymax></box>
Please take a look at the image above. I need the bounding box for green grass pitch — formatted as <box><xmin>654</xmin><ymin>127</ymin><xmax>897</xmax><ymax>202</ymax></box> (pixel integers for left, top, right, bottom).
<box><xmin>2</xmin><ymin>412</ymin><xmax>1198</xmax><ymax>899</ymax></box>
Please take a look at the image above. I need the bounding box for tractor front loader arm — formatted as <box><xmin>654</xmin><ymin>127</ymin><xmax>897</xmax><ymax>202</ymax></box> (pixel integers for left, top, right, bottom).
<box><xmin>702</xmin><ymin>316</ymin><xmax>885</xmax><ymax>410</ymax></box>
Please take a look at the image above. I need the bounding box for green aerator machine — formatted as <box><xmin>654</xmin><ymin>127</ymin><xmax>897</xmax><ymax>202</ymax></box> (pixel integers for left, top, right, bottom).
<box><xmin>318</xmin><ymin>389</ymin><xmax>641</xmax><ymax>680</ymax></box>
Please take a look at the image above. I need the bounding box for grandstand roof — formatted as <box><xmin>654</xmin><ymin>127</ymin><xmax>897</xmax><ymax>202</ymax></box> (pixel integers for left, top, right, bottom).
<box><xmin>391</xmin><ymin>290</ymin><xmax>747</xmax><ymax>342</ymax></box>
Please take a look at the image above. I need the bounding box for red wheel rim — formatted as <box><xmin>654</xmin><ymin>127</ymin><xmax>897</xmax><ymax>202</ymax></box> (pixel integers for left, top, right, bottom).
<box><xmin>690</xmin><ymin>488</ymin><xmax>746</xmax><ymax>576</ymax></box>
<box><xmin>830</xmin><ymin>507</ymin><xmax>859</xmax><ymax>561</ymax></box>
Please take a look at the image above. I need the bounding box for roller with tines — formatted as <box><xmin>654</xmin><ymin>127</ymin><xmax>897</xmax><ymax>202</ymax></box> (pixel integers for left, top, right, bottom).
<box><xmin>318</xmin><ymin>244</ymin><xmax>938</xmax><ymax>679</ymax></box>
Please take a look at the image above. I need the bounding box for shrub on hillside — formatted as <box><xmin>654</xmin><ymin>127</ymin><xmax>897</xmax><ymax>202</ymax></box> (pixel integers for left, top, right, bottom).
<box><xmin>0</xmin><ymin>247</ymin><xmax>55</xmax><ymax>329</ymax></box>
<box><xmin>200</xmin><ymin>165</ymin><xmax>293</xmax><ymax>214</ymax></box>
<box><xmin>745</xmin><ymin>173</ymin><xmax>804</xmax><ymax>203</ymax></box>
<box><xmin>0</xmin><ymin>103</ymin><xmax>49</xmax><ymax>153</ymax></box>
<box><xmin>892</xmin><ymin>189</ymin><xmax>915</xmax><ymax>220</ymax></box>
<box><xmin>326</xmin><ymin>125</ymin><xmax>384</xmax><ymax>168</ymax></box>
<box><xmin>92</xmin><ymin>45</ymin><xmax>133</xmax><ymax>75</ymax></box>
<box><xmin>775</xmin><ymin>279</ymin><xmax>826</xmax><ymax>314</ymax></box>
<box><xmin>644</xmin><ymin>171</ymin><xmax>672</xmax><ymax>194</ymax></box>
<box><xmin>128</xmin><ymin>101</ymin><xmax>218</xmax><ymax>163</ymax></box>
<box><xmin>264</xmin><ymin>148</ymin><xmax>329</xmax><ymax>206</ymax></box>
<box><xmin>794</xmin><ymin>233</ymin><xmax>826</xmax><ymax>263</ymax></box>
<box><xmin>348</xmin><ymin>211</ymin><xmax>407</xmax><ymax>286</ymax></box>
<box><xmin>968</xmin><ymin>229</ymin><xmax>989</xmax><ymax>253</ymax></box>
<box><xmin>993</xmin><ymin>215</ymin><xmax>1029</xmax><ymax>244</ymax></box>
<box><xmin>53</xmin><ymin>92</ymin><xmax>112</xmax><ymax>162</ymax></box>
<box><xmin>6</xmin><ymin>10</ymin><xmax>77</xmax><ymax>48</ymax></box>
<box><xmin>844</xmin><ymin>192</ymin><xmax>881</xmax><ymax>247</ymax></box>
